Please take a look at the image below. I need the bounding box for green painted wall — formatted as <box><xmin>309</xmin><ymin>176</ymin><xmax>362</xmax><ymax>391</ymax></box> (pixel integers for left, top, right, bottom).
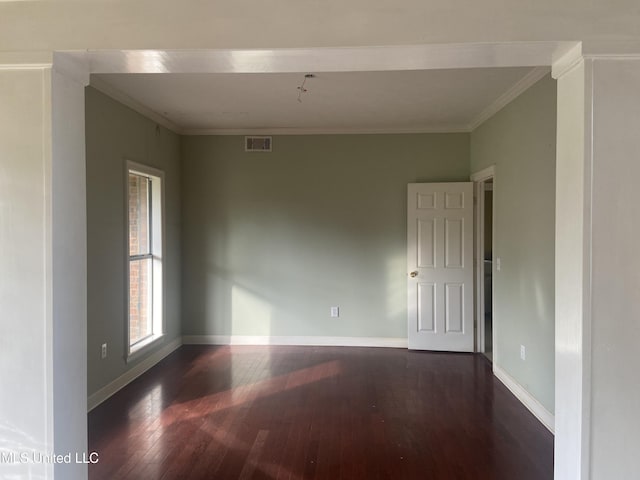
<box><xmin>85</xmin><ymin>87</ymin><xmax>182</xmax><ymax>397</ymax></box>
<box><xmin>470</xmin><ymin>75</ymin><xmax>557</xmax><ymax>413</ymax></box>
<box><xmin>181</xmin><ymin>134</ymin><xmax>469</xmax><ymax>338</ymax></box>
<box><xmin>85</xmin><ymin>76</ymin><xmax>555</xmax><ymax>416</ymax></box>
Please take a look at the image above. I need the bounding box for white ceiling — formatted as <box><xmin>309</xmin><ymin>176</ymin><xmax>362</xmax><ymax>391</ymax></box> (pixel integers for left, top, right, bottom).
<box><xmin>92</xmin><ymin>67</ymin><xmax>542</xmax><ymax>134</ymax></box>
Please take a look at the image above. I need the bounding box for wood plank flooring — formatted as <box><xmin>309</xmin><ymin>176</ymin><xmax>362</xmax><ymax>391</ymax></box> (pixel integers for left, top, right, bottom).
<box><xmin>88</xmin><ymin>346</ymin><xmax>553</xmax><ymax>480</ymax></box>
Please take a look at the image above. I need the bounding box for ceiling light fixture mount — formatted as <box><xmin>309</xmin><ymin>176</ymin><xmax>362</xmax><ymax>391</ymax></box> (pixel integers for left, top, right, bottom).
<box><xmin>297</xmin><ymin>73</ymin><xmax>315</xmax><ymax>103</ymax></box>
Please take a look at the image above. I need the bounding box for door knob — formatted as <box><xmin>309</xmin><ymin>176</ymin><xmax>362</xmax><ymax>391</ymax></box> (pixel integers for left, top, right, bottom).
<box><xmin>410</xmin><ymin>271</ymin><xmax>419</xmax><ymax>278</ymax></box>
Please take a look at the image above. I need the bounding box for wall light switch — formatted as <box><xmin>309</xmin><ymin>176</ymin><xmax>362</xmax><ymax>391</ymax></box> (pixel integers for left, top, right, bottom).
<box><xmin>520</xmin><ymin>344</ymin><xmax>526</xmax><ymax>361</ymax></box>
<box><xmin>330</xmin><ymin>306</ymin><xmax>339</xmax><ymax>318</ymax></box>
<box><xmin>101</xmin><ymin>343</ymin><xmax>107</xmax><ymax>359</ymax></box>
<box><xmin>496</xmin><ymin>257</ymin><xmax>501</xmax><ymax>271</ymax></box>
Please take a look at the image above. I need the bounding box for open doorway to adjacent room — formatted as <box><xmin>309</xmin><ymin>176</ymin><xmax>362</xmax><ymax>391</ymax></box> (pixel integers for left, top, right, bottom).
<box><xmin>482</xmin><ymin>178</ymin><xmax>494</xmax><ymax>361</ymax></box>
<box><xmin>472</xmin><ymin>166</ymin><xmax>495</xmax><ymax>362</ymax></box>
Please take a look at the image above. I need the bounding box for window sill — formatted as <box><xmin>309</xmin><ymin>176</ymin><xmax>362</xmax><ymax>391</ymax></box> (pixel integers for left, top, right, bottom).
<box><xmin>126</xmin><ymin>334</ymin><xmax>165</xmax><ymax>364</ymax></box>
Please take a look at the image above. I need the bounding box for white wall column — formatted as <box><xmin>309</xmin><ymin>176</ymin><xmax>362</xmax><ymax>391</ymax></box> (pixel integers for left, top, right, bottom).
<box><xmin>586</xmin><ymin>53</ymin><xmax>640</xmax><ymax>479</ymax></box>
<box><xmin>553</xmin><ymin>48</ymin><xmax>592</xmax><ymax>480</ymax></box>
<box><xmin>0</xmin><ymin>52</ymin><xmax>88</xmax><ymax>480</ymax></box>
<box><xmin>51</xmin><ymin>53</ymin><xmax>89</xmax><ymax>480</ymax></box>
<box><xmin>554</xmin><ymin>45</ymin><xmax>640</xmax><ymax>480</ymax></box>
<box><xmin>0</xmin><ymin>56</ymin><xmax>56</xmax><ymax>480</ymax></box>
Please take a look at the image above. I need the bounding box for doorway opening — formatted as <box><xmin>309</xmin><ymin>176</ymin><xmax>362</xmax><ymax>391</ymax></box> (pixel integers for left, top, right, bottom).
<box><xmin>482</xmin><ymin>179</ymin><xmax>493</xmax><ymax>361</ymax></box>
<box><xmin>472</xmin><ymin>166</ymin><xmax>495</xmax><ymax>361</ymax></box>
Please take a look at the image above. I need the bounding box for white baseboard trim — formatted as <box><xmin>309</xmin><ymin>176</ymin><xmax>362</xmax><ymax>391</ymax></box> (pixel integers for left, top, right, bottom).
<box><xmin>87</xmin><ymin>337</ymin><xmax>183</xmax><ymax>412</ymax></box>
<box><xmin>493</xmin><ymin>364</ymin><xmax>555</xmax><ymax>433</ymax></box>
<box><xmin>182</xmin><ymin>335</ymin><xmax>408</xmax><ymax>349</ymax></box>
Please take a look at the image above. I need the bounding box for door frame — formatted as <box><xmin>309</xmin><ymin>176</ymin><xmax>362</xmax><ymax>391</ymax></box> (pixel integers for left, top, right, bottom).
<box><xmin>471</xmin><ymin>165</ymin><xmax>495</xmax><ymax>355</ymax></box>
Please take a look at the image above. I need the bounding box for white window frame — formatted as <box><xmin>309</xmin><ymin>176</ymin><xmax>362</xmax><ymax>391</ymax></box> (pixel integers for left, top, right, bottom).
<box><xmin>125</xmin><ymin>160</ymin><xmax>165</xmax><ymax>362</ymax></box>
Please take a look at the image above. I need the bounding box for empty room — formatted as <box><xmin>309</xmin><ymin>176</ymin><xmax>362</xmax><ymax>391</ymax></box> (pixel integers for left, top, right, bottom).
<box><xmin>3</xmin><ymin>3</ymin><xmax>640</xmax><ymax>480</ymax></box>
<box><xmin>79</xmin><ymin>62</ymin><xmax>557</xmax><ymax>479</ymax></box>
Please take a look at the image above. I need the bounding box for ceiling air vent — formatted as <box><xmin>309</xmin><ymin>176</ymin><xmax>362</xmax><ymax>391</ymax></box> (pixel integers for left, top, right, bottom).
<box><xmin>245</xmin><ymin>136</ymin><xmax>272</xmax><ymax>152</ymax></box>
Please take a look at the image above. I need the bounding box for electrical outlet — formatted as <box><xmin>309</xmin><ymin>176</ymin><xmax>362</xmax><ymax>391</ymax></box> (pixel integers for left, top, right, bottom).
<box><xmin>101</xmin><ymin>343</ymin><xmax>107</xmax><ymax>359</ymax></box>
<box><xmin>330</xmin><ymin>306</ymin><xmax>340</xmax><ymax>318</ymax></box>
<box><xmin>520</xmin><ymin>344</ymin><xmax>526</xmax><ymax>361</ymax></box>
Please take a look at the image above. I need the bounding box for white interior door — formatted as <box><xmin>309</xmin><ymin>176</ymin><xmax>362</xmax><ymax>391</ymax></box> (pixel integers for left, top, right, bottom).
<box><xmin>407</xmin><ymin>182</ymin><xmax>474</xmax><ymax>351</ymax></box>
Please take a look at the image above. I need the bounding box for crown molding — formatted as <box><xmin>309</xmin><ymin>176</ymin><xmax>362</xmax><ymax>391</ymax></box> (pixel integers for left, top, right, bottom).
<box><xmin>90</xmin><ymin>61</ymin><xmax>556</xmax><ymax>139</ymax></box>
<box><xmin>468</xmin><ymin>66</ymin><xmax>550</xmax><ymax>131</ymax></box>
<box><xmin>88</xmin><ymin>77</ymin><xmax>470</xmax><ymax>136</ymax></box>
<box><xmin>552</xmin><ymin>42</ymin><xmax>583</xmax><ymax>79</ymax></box>
<box><xmin>89</xmin><ymin>75</ymin><xmax>183</xmax><ymax>134</ymax></box>
<box><xmin>182</xmin><ymin>125</ymin><xmax>470</xmax><ymax>136</ymax></box>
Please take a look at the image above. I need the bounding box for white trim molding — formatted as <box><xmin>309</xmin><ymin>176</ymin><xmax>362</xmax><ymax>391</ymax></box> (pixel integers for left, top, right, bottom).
<box><xmin>182</xmin><ymin>335</ymin><xmax>408</xmax><ymax>349</ymax></box>
<box><xmin>468</xmin><ymin>66</ymin><xmax>550</xmax><ymax>131</ymax></box>
<box><xmin>470</xmin><ymin>164</ymin><xmax>496</xmax><ymax>182</ymax></box>
<box><xmin>80</xmin><ymin>43</ymin><xmax>576</xmax><ymax>138</ymax></box>
<box><xmin>183</xmin><ymin>125</ymin><xmax>469</xmax><ymax>136</ymax></box>
<box><xmin>53</xmin><ymin>51</ymin><xmax>90</xmax><ymax>86</ymax></box>
<box><xmin>83</xmin><ymin>43</ymin><xmax>572</xmax><ymax>75</ymax></box>
<box><xmin>0</xmin><ymin>51</ymin><xmax>53</xmax><ymax>69</ymax></box>
<box><xmin>90</xmin><ymin>75</ymin><xmax>182</xmax><ymax>134</ymax></box>
<box><xmin>87</xmin><ymin>337</ymin><xmax>182</xmax><ymax>412</ymax></box>
<box><xmin>552</xmin><ymin>42</ymin><xmax>583</xmax><ymax>79</ymax></box>
<box><xmin>494</xmin><ymin>364</ymin><xmax>555</xmax><ymax>433</ymax></box>
<box><xmin>471</xmin><ymin>165</ymin><xmax>496</xmax><ymax>356</ymax></box>
<box><xmin>581</xmin><ymin>40</ymin><xmax>640</xmax><ymax>58</ymax></box>
<box><xmin>88</xmin><ymin>75</ymin><xmax>472</xmax><ymax>136</ymax></box>
<box><xmin>0</xmin><ymin>63</ymin><xmax>52</xmax><ymax>71</ymax></box>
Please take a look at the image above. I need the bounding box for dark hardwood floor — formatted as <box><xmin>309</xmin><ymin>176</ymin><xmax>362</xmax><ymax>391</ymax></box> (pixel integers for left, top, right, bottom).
<box><xmin>88</xmin><ymin>346</ymin><xmax>553</xmax><ymax>480</ymax></box>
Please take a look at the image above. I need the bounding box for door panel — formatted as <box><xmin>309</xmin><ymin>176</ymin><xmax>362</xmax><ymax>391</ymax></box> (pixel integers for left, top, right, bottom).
<box><xmin>407</xmin><ymin>182</ymin><xmax>474</xmax><ymax>351</ymax></box>
<box><xmin>445</xmin><ymin>218</ymin><xmax>464</xmax><ymax>268</ymax></box>
<box><xmin>418</xmin><ymin>219</ymin><xmax>436</xmax><ymax>268</ymax></box>
<box><xmin>445</xmin><ymin>283</ymin><xmax>464</xmax><ymax>333</ymax></box>
<box><xmin>418</xmin><ymin>282</ymin><xmax>436</xmax><ymax>332</ymax></box>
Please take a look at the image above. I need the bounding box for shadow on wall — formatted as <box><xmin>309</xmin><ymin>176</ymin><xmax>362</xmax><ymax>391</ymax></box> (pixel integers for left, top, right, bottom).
<box><xmin>186</xmin><ymin>231</ymin><xmax>409</xmax><ymax>339</ymax></box>
<box><xmin>180</xmin><ymin>134</ymin><xmax>471</xmax><ymax>339</ymax></box>
<box><xmin>185</xmin><ymin>194</ymin><xmax>412</xmax><ymax>338</ymax></box>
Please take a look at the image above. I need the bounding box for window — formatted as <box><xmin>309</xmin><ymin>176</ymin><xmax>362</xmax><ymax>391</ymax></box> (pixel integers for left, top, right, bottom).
<box><xmin>127</xmin><ymin>162</ymin><xmax>164</xmax><ymax>358</ymax></box>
